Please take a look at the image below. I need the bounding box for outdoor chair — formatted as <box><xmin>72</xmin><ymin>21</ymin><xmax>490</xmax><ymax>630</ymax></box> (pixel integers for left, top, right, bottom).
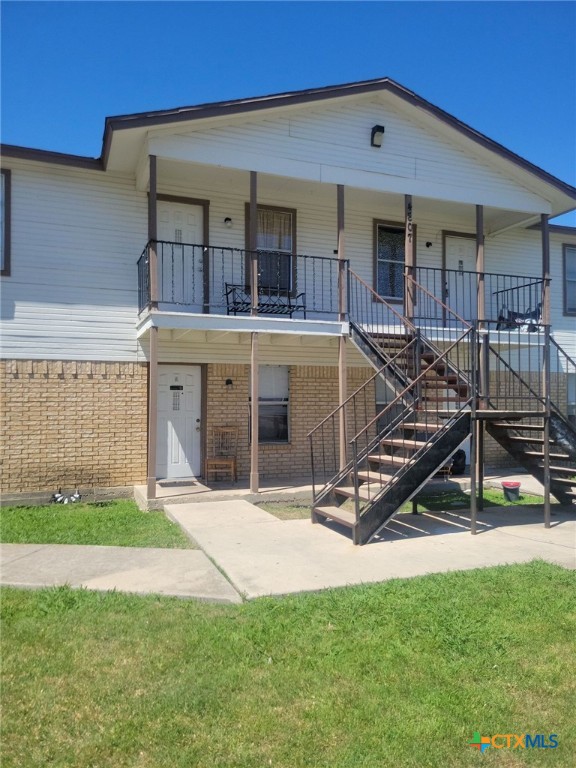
<box><xmin>205</xmin><ymin>426</ymin><xmax>238</xmax><ymax>483</ymax></box>
<box><xmin>496</xmin><ymin>303</ymin><xmax>542</xmax><ymax>332</ymax></box>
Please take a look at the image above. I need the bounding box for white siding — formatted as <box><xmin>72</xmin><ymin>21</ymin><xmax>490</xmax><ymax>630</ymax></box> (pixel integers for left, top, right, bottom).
<box><xmin>1</xmin><ymin>157</ymin><xmax>573</xmax><ymax>363</ymax></box>
<box><xmin>0</xmin><ymin>160</ymin><xmax>147</xmax><ymax>360</ymax></box>
<box><xmin>154</xmin><ymin>95</ymin><xmax>548</xmax><ymax>211</ymax></box>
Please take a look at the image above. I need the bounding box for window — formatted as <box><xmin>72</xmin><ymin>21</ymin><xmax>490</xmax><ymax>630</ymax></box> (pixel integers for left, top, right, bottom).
<box><xmin>251</xmin><ymin>365</ymin><xmax>289</xmax><ymax>443</ymax></box>
<box><xmin>375</xmin><ymin>222</ymin><xmax>405</xmax><ymax>300</ymax></box>
<box><xmin>564</xmin><ymin>244</ymin><xmax>576</xmax><ymax>315</ymax></box>
<box><xmin>246</xmin><ymin>204</ymin><xmax>296</xmax><ymax>293</ymax></box>
<box><xmin>1</xmin><ymin>169</ymin><xmax>11</xmax><ymax>277</ymax></box>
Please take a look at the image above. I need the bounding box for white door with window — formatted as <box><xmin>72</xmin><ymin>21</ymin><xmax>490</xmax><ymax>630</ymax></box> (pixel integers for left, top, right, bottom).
<box><xmin>157</xmin><ymin>202</ymin><xmax>204</xmax><ymax>308</ymax></box>
<box><xmin>156</xmin><ymin>366</ymin><xmax>201</xmax><ymax>478</ymax></box>
<box><xmin>445</xmin><ymin>236</ymin><xmax>477</xmax><ymax>321</ymax></box>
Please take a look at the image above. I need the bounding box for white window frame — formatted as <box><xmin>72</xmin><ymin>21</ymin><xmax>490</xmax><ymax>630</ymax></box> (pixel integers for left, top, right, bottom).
<box><xmin>374</xmin><ymin>221</ymin><xmax>406</xmax><ymax>302</ymax></box>
<box><xmin>250</xmin><ymin>365</ymin><xmax>290</xmax><ymax>443</ymax></box>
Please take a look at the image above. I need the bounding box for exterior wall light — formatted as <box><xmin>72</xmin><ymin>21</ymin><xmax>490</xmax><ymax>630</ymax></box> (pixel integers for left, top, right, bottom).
<box><xmin>224</xmin><ymin>217</ymin><xmax>233</xmax><ymax>228</ymax></box>
<box><xmin>370</xmin><ymin>125</ymin><xmax>385</xmax><ymax>148</ymax></box>
<box><xmin>225</xmin><ymin>378</ymin><xmax>233</xmax><ymax>389</ymax></box>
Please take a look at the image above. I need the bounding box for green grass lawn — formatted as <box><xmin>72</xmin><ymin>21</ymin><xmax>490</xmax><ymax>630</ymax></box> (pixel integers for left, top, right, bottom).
<box><xmin>2</xmin><ymin>561</ymin><xmax>574</xmax><ymax>767</ymax></box>
<box><xmin>259</xmin><ymin>487</ymin><xmax>546</xmax><ymax>521</ymax></box>
<box><xmin>409</xmin><ymin>486</ymin><xmax>546</xmax><ymax>513</ymax></box>
<box><xmin>0</xmin><ymin>500</ymin><xmax>195</xmax><ymax>549</ymax></box>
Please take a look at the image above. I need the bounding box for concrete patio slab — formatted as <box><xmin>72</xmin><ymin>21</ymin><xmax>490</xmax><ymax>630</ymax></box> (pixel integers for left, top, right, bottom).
<box><xmin>0</xmin><ymin>544</ymin><xmax>242</xmax><ymax>603</ymax></box>
<box><xmin>166</xmin><ymin>501</ymin><xmax>575</xmax><ymax>599</ymax></box>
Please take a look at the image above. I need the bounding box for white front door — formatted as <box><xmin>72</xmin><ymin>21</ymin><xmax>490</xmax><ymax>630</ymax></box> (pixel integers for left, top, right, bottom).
<box><xmin>158</xmin><ymin>201</ymin><xmax>203</xmax><ymax>244</ymax></box>
<box><xmin>157</xmin><ymin>202</ymin><xmax>204</xmax><ymax>307</ymax></box>
<box><xmin>445</xmin><ymin>236</ymin><xmax>477</xmax><ymax>322</ymax></box>
<box><xmin>156</xmin><ymin>366</ymin><xmax>201</xmax><ymax>479</ymax></box>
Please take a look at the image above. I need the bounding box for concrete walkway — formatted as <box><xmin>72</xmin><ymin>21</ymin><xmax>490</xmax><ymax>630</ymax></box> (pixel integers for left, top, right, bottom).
<box><xmin>0</xmin><ymin>543</ymin><xmax>241</xmax><ymax>603</ymax></box>
<box><xmin>2</xmin><ymin>478</ymin><xmax>574</xmax><ymax>602</ymax></box>
<box><xmin>165</xmin><ymin>500</ymin><xmax>576</xmax><ymax>599</ymax></box>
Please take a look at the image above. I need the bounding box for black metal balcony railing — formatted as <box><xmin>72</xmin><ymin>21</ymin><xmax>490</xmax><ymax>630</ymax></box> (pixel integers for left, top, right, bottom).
<box><xmin>138</xmin><ymin>240</ymin><xmax>342</xmax><ymax>318</ymax></box>
<box><xmin>414</xmin><ymin>266</ymin><xmax>544</xmax><ymax>329</ymax></box>
<box><xmin>138</xmin><ymin>242</ymin><xmax>547</xmax><ymax>333</ymax></box>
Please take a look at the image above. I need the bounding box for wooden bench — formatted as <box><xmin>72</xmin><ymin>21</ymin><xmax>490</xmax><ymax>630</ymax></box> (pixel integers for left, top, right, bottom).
<box><xmin>225</xmin><ymin>284</ymin><xmax>306</xmax><ymax>319</ymax></box>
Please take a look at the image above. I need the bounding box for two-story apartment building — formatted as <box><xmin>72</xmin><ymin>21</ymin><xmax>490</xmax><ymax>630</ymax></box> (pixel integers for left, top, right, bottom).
<box><xmin>2</xmin><ymin>77</ymin><xmax>575</xmax><ymax>541</ymax></box>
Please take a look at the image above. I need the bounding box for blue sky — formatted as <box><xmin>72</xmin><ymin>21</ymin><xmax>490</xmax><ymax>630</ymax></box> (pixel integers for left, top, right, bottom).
<box><xmin>2</xmin><ymin>1</ymin><xmax>575</xmax><ymax>223</ymax></box>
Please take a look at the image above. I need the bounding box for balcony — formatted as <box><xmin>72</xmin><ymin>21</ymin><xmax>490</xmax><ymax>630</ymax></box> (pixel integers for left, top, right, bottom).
<box><xmin>137</xmin><ymin>240</ymin><xmax>342</xmax><ymax>320</ymax></box>
<box><xmin>413</xmin><ymin>265</ymin><xmax>544</xmax><ymax>332</ymax></box>
<box><xmin>137</xmin><ymin>241</ymin><xmax>545</xmax><ymax>336</ymax></box>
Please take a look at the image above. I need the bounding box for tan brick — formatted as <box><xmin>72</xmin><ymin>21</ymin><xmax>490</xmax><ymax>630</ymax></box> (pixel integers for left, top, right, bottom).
<box><xmin>0</xmin><ymin>359</ymin><xmax>148</xmax><ymax>493</ymax></box>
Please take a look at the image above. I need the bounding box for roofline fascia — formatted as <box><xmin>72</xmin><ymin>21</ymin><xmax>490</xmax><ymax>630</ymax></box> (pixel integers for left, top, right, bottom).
<box><xmin>527</xmin><ymin>222</ymin><xmax>576</xmax><ymax>234</ymax></box>
<box><xmin>1</xmin><ymin>143</ymin><xmax>103</xmax><ymax>171</ymax></box>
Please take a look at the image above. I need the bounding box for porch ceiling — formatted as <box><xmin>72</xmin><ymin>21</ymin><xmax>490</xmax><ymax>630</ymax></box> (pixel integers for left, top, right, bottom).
<box><xmin>152</xmin><ymin>158</ymin><xmax>538</xmax><ymax>235</ymax></box>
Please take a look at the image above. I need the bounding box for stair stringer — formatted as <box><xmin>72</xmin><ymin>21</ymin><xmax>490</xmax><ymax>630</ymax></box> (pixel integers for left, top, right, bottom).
<box><xmin>356</xmin><ymin>412</ymin><xmax>472</xmax><ymax>544</ymax></box>
<box><xmin>349</xmin><ymin>322</ymin><xmax>413</xmax><ymax>392</ymax></box>
<box><xmin>486</xmin><ymin>418</ymin><xmax>575</xmax><ymax>506</ymax></box>
<box><xmin>549</xmin><ymin>413</ymin><xmax>576</xmax><ymax>459</ymax></box>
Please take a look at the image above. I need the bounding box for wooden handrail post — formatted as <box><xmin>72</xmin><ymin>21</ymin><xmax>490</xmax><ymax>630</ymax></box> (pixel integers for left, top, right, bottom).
<box><xmin>146</xmin><ymin>325</ymin><xmax>158</xmax><ymax>500</ymax></box>
<box><xmin>476</xmin><ymin>205</ymin><xmax>485</xmax><ymax>329</ymax></box>
<box><xmin>250</xmin><ymin>171</ymin><xmax>258</xmax><ymax>316</ymax></box>
<box><xmin>337</xmin><ymin>185</ymin><xmax>347</xmax><ymax>470</ymax></box>
<box><xmin>404</xmin><ymin>195</ymin><xmax>415</xmax><ymax>322</ymax></box>
<box><xmin>148</xmin><ymin>155</ymin><xmax>158</xmax><ymax>308</ymax></box>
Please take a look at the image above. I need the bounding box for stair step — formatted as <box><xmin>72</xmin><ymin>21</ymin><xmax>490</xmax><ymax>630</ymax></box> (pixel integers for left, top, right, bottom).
<box><xmin>422</xmin><ymin>395</ymin><xmax>465</xmax><ymax>403</ymax></box>
<box><xmin>357</xmin><ymin>470</ymin><xmax>394</xmax><ymax>484</ymax></box>
<box><xmin>551</xmin><ymin>477</ymin><xmax>576</xmax><ymax>486</ymax></box>
<box><xmin>548</xmin><ymin>464</ymin><xmax>576</xmax><ymax>474</ymax></box>
<box><xmin>313</xmin><ymin>505</ymin><xmax>356</xmax><ymax>529</ymax></box>
<box><xmin>380</xmin><ymin>437</ymin><xmax>429</xmax><ymax>450</ymax></box>
<box><xmin>491</xmin><ymin>422</ymin><xmax>544</xmax><ymax>430</ymax></box>
<box><xmin>524</xmin><ymin>450</ymin><xmax>571</xmax><ymax>461</ymax></box>
<box><xmin>422</xmin><ymin>380</ymin><xmax>459</xmax><ymax>389</ymax></box>
<box><xmin>508</xmin><ymin>436</ymin><xmax>552</xmax><ymax>445</ymax></box>
<box><xmin>334</xmin><ymin>484</ymin><xmax>383</xmax><ymax>502</ymax></box>
<box><xmin>401</xmin><ymin>421</ymin><xmax>444</xmax><ymax>432</ymax></box>
<box><xmin>367</xmin><ymin>453</ymin><xmax>413</xmax><ymax>467</ymax></box>
<box><xmin>478</xmin><ymin>410</ymin><xmax>543</xmax><ymax>419</ymax></box>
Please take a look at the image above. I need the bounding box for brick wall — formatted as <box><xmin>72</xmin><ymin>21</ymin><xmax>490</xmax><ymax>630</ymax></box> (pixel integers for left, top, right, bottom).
<box><xmin>205</xmin><ymin>363</ymin><xmax>374</xmax><ymax>480</ymax></box>
<box><xmin>0</xmin><ymin>360</ymin><xmax>148</xmax><ymax>493</ymax></box>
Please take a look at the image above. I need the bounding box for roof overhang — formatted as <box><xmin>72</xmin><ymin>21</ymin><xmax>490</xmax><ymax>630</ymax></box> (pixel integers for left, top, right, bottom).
<box><xmin>101</xmin><ymin>77</ymin><xmax>576</xmax><ymax>209</ymax></box>
<box><xmin>3</xmin><ymin>77</ymin><xmax>576</xmax><ymax>221</ymax></box>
